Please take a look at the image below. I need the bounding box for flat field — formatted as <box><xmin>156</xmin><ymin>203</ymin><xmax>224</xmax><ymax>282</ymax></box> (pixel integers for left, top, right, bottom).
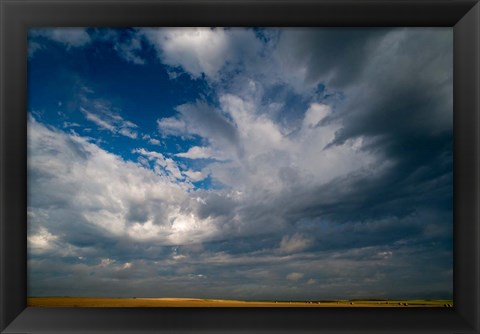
<box><xmin>27</xmin><ymin>297</ymin><xmax>453</xmax><ymax>307</ymax></box>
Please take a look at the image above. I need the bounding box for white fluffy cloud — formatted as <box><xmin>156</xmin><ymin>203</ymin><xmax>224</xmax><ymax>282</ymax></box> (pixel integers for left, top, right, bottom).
<box><xmin>143</xmin><ymin>28</ymin><xmax>229</xmax><ymax>78</ymax></box>
<box><xmin>175</xmin><ymin>146</ymin><xmax>225</xmax><ymax>160</ymax></box>
<box><xmin>28</xmin><ymin>102</ymin><xmax>383</xmax><ymax>255</ymax></box>
<box><xmin>159</xmin><ymin>94</ymin><xmax>383</xmax><ymax>195</ymax></box>
<box><xmin>302</xmin><ymin>103</ymin><xmax>330</xmax><ymax>128</ymax></box>
<box><xmin>131</xmin><ymin>148</ymin><xmax>185</xmax><ymax>181</ymax></box>
<box><xmin>141</xmin><ymin>28</ymin><xmax>261</xmax><ymax>80</ymax></box>
<box><xmin>28</xmin><ymin>118</ymin><xmax>218</xmax><ymax>248</ymax></box>
<box><xmin>28</xmin><ymin>226</ymin><xmax>58</xmax><ymax>253</ymax></box>
<box><xmin>183</xmin><ymin>169</ymin><xmax>207</xmax><ymax>182</ymax></box>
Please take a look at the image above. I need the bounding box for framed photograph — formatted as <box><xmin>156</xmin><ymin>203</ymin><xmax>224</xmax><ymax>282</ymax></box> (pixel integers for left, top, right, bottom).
<box><xmin>1</xmin><ymin>0</ymin><xmax>479</xmax><ymax>333</ymax></box>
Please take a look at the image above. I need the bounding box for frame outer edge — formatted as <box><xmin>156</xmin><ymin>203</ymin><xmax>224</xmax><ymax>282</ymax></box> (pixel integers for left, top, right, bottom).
<box><xmin>1</xmin><ymin>0</ymin><xmax>5</xmax><ymax>331</ymax></box>
<box><xmin>476</xmin><ymin>2</ymin><xmax>480</xmax><ymax>332</ymax></box>
<box><xmin>0</xmin><ymin>1</ymin><xmax>479</xmax><ymax>333</ymax></box>
<box><xmin>1</xmin><ymin>1</ymin><xmax>28</xmax><ymax>332</ymax></box>
<box><xmin>454</xmin><ymin>1</ymin><xmax>480</xmax><ymax>332</ymax></box>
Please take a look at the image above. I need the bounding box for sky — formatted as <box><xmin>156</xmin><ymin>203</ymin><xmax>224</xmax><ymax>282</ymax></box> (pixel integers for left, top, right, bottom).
<box><xmin>27</xmin><ymin>27</ymin><xmax>453</xmax><ymax>301</ymax></box>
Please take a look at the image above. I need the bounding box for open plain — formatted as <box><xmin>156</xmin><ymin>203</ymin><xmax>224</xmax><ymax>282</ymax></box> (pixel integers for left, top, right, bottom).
<box><xmin>27</xmin><ymin>297</ymin><xmax>453</xmax><ymax>308</ymax></box>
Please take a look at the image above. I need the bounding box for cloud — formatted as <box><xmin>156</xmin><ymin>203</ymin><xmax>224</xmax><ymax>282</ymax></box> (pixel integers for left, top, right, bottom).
<box><xmin>28</xmin><ymin>41</ymin><xmax>43</xmax><ymax>58</ymax></box>
<box><xmin>279</xmin><ymin>234</ymin><xmax>312</xmax><ymax>254</ymax></box>
<box><xmin>132</xmin><ymin>147</ymin><xmax>165</xmax><ymax>162</ymax></box>
<box><xmin>165</xmin><ymin>158</ymin><xmax>183</xmax><ymax>180</ymax></box>
<box><xmin>118</xmin><ymin>128</ymin><xmax>138</xmax><ymax>139</ymax></box>
<box><xmin>30</xmin><ymin>28</ymin><xmax>92</xmax><ymax>48</ymax></box>
<box><xmin>156</xmin><ymin>117</ymin><xmax>188</xmax><ymax>137</ymax></box>
<box><xmin>331</xmin><ymin>28</ymin><xmax>453</xmax><ymax>145</ymax></box>
<box><xmin>272</xmin><ymin>28</ymin><xmax>392</xmax><ymax>91</ymax></box>
<box><xmin>113</xmin><ymin>33</ymin><xmax>145</xmax><ymax>65</ymax></box>
<box><xmin>286</xmin><ymin>272</ymin><xmax>304</xmax><ymax>282</ymax></box>
<box><xmin>131</xmin><ymin>148</ymin><xmax>184</xmax><ymax>181</ymax></box>
<box><xmin>302</xmin><ymin>103</ymin><xmax>330</xmax><ymax>128</ymax></box>
<box><xmin>157</xmin><ymin>100</ymin><xmax>239</xmax><ymax>153</ymax></box>
<box><xmin>175</xmin><ymin>146</ymin><xmax>225</xmax><ymax>160</ymax></box>
<box><xmin>175</xmin><ymin>146</ymin><xmax>212</xmax><ymax>159</ymax></box>
<box><xmin>140</xmin><ymin>28</ymin><xmax>262</xmax><ymax>80</ymax></box>
<box><xmin>28</xmin><ymin>226</ymin><xmax>58</xmax><ymax>253</ymax></box>
<box><xmin>183</xmin><ymin>170</ymin><xmax>207</xmax><ymax>182</ymax></box>
<box><xmin>29</xmin><ymin>27</ymin><xmax>148</xmax><ymax>65</ymax></box>
<box><xmin>148</xmin><ymin>138</ymin><xmax>161</xmax><ymax>145</ymax></box>
<box><xmin>207</xmin><ymin>95</ymin><xmax>381</xmax><ymax>194</ymax></box>
<box><xmin>82</xmin><ymin>107</ymin><xmax>138</xmax><ymax>139</ymax></box>
<box><xmin>142</xmin><ymin>27</ymin><xmax>229</xmax><ymax>78</ymax></box>
<box><xmin>28</xmin><ymin>110</ymin><xmax>382</xmax><ymax>258</ymax></box>
<box><xmin>82</xmin><ymin>108</ymin><xmax>116</xmax><ymax>132</ymax></box>
<box><xmin>157</xmin><ymin>89</ymin><xmax>381</xmax><ymax>196</ymax></box>
<box><xmin>28</xmin><ymin>118</ymin><xmax>215</xmax><ymax>249</ymax></box>
<box><xmin>79</xmin><ymin>93</ymin><xmax>139</xmax><ymax>139</ymax></box>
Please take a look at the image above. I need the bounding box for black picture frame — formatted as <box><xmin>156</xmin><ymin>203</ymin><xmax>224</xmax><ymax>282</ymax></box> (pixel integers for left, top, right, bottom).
<box><xmin>1</xmin><ymin>0</ymin><xmax>479</xmax><ymax>333</ymax></box>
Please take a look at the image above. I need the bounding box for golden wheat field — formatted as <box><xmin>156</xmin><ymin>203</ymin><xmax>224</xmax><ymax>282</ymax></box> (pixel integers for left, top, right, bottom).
<box><xmin>27</xmin><ymin>297</ymin><xmax>453</xmax><ymax>308</ymax></box>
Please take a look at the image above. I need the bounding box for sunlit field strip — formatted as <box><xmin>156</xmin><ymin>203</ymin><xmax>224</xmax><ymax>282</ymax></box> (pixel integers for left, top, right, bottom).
<box><xmin>28</xmin><ymin>297</ymin><xmax>453</xmax><ymax>307</ymax></box>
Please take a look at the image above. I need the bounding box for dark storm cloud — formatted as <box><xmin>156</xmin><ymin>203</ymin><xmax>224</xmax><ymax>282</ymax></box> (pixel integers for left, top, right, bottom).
<box><xmin>284</xmin><ymin>157</ymin><xmax>451</xmax><ymax>224</ymax></box>
<box><xmin>318</xmin><ymin>29</ymin><xmax>453</xmax><ymax>240</ymax></box>
<box><xmin>270</xmin><ymin>27</ymin><xmax>452</xmax><ymax>224</ymax></box>
<box><xmin>277</xmin><ymin>28</ymin><xmax>392</xmax><ymax>89</ymax></box>
<box><xmin>195</xmin><ymin>192</ymin><xmax>237</xmax><ymax>220</ymax></box>
<box><xmin>126</xmin><ymin>200</ymin><xmax>150</xmax><ymax>223</ymax></box>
